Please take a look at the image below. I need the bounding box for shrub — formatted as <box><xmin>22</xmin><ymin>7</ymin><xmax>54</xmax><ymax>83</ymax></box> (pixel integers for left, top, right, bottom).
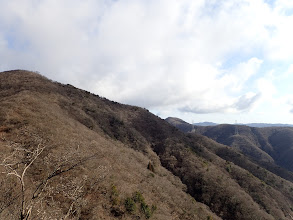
<box><xmin>111</xmin><ymin>184</ymin><xmax>120</xmax><ymax>205</ymax></box>
<box><xmin>125</xmin><ymin>197</ymin><xmax>136</xmax><ymax>213</ymax></box>
<box><xmin>151</xmin><ymin>205</ymin><xmax>157</xmax><ymax>213</ymax></box>
<box><xmin>141</xmin><ymin>202</ymin><xmax>152</xmax><ymax>219</ymax></box>
<box><xmin>131</xmin><ymin>191</ymin><xmax>156</xmax><ymax>219</ymax></box>
<box><xmin>147</xmin><ymin>162</ymin><xmax>155</xmax><ymax>172</ymax></box>
<box><xmin>148</xmin><ymin>173</ymin><xmax>155</xmax><ymax>178</ymax></box>
<box><xmin>133</xmin><ymin>191</ymin><xmax>145</xmax><ymax>203</ymax></box>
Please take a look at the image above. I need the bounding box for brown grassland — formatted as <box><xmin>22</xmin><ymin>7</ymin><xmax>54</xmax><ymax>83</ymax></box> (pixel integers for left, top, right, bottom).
<box><xmin>0</xmin><ymin>70</ymin><xmax>293</xmax><ymax>219</ymax></box>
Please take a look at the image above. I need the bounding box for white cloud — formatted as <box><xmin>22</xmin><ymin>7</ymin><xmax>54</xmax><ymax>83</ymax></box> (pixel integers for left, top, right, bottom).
<box><xmin>0</xmin><ymin>0</ymin><xmax>293</xmax><ymax>122</ymax></box>
<box><xmin>257</xmin><ymin>77</ymin><xmax>277</xmax><ymax>101</ymax></box>
<box><xmin>220</xmin><ymin>58</ymin><xmax>263</xmax><ymax>92</ymax></box>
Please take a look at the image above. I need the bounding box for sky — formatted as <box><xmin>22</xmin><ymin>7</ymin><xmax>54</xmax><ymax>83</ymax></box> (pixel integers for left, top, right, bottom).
<box><xmin>1</xmin><ymin>0</ymin><xmax>293</xmax><ymax>124</ymax></box>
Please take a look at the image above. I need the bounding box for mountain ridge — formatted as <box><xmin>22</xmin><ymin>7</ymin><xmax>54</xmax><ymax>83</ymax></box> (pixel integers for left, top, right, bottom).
<box><xmin>166</xmin><ymin>117</ymin><xmax>293</xmax><ymax>127</ymax></box>
<box><xmin>166</xmin><ymin>117</ymin><xmax>293</xmax><ymax>180</ymax></box>
<box><xmin>1</xmin><ymin>70</ymin><xmax>293</xmax><ymax>219</ymax></box>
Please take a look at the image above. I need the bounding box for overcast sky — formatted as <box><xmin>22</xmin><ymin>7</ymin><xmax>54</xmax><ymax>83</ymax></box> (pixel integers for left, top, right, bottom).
<box><xmin>1</xmin><ymin>0</ymin><xmax>293</xmax><ymax>124</ymax></box>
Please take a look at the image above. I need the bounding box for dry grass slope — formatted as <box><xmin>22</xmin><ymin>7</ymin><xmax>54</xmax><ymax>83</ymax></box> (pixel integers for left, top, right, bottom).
<box><xmin>0</xmin><ymin>70</ymin><xmax>219</xmax><ymax>220</ymax></box>
<box><xmin>1</xmin><ymin>70</ymin><xmax>293</xmax><ymax>220</ymax></box>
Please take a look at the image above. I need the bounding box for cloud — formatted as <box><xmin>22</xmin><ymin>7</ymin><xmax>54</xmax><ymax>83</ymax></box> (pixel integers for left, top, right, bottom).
<box><xmin>177</xmin><ymin>57</ymin><xmax>263</xmax><ymax>114</ymax></box>
<box><xmin>234</xmin><ymin>93</ymin><xmax>261</xmax><ymax>111</ymax></box>
<box><xmin>219</xmin><ymin>57</ymin><xmax>263</xmax><ymax>92</ymax></box>
<box><xmin>257</xmin><ymin>77</ymin><xmax>277</xmax><ymax>100</ymax></box>
<box><xmin>283</xmin><ymin>95</ymin><xmax>293</xmax><ymax>114</ymax></box>
<box><xmin>0</xmin><ymin>0</ymin><xmax>292</xmax><ymax>121</ymax></box>
<box><xmin>179</xmin><ymin>92</ymin><xmax>260</xmax><ymax>114</ymax></box>
<box><xmin>179</xmin><ymin>105</ymin><xmax>229</xmax><ymax>114</ymax></box>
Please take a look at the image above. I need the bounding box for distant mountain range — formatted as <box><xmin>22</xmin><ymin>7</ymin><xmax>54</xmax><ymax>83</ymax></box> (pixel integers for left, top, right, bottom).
<box><xmin>166</xmin><ymin>116</ymin><xmax>293</xmax><ymax>176</ymax></box>
<box><xmin>193</xmin><ymin>121</ymin><xmax>293</xmax><ymax>127</ymax></box>
<box><xmin>193</xmin><ymin>122</ymin><xmax>218</xmax><ymax>126</ymax></box>
<box><xmin>243</xmin><ymin>123</ymin><xmax>293</xmax><ymax>127</ymax></box>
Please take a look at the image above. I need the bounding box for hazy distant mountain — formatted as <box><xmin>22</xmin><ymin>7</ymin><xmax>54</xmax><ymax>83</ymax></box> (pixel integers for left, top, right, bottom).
<box><xmin>244</xmin><ymin>123</ymin><xmax>293</xmax><ymax>127</ymax></box>
<box><xmin>193</xmin><ymin>121</ymin><xmax>293</xmax><ymax>128</ymax></box>
<box><xmin>1</xmin><ymin>71</ymin><xmax>293</xmax><ymax>220</ymax></box>
<box><xmin>194</xmin><ymin>122</ymin><xmax>293</xmax><ymax>128</ymax></box>
<box><xmin>193</xmin><ymin>122</ymin><xmax>218</xmax><ymax>126</ymax></box>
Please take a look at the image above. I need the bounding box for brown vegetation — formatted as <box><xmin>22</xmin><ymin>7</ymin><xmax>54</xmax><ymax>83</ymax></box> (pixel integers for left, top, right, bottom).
<box><xmin>0</xmin><ymin>70</ymin><xmax>219</xmax><ymax>219</ymax></box>
<box><xmin>1</xmin><ymin>70</ymin><xmax>293</xmax><ymax>219</ymax></box>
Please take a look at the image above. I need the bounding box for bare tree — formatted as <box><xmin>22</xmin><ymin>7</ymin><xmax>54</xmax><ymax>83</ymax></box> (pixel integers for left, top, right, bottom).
<box><xmin>1</xmin><ymin>142</ymin><xmax>45</xmax><ymax>220</ymax></box>
<box><xmin>0</xmin><ymin>127</ymin><xmax>110</xmax><ymax>220</ymax></box>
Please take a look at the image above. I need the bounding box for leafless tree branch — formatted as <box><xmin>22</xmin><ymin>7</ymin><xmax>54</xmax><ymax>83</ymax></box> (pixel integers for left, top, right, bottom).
<box><xmin>0</xmin><ymin>142</ymin><xmax>45</xmax><ymax>220</ymax></box>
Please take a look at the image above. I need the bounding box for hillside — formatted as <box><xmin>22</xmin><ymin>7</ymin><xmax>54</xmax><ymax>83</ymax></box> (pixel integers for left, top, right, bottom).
<box><xmin>1</xmin><ymin>70</ymin><xmax>293</xmax><ymax>220</ymax></box>
<box><xmin>196</xmin><ymin>123</ymin><xmax>293</xmax><ymax>173</ymax></box>
<box><xmin>165</xmin><ymin>117</ymin><xmax>195</xmax><ymax>133</ymax></box>
<box><xmin>0</xmin><ymin>70</ymin><xmax>219</xmax><ymax>220</ymax></box>
<box><xmin>166</xmin><ymin>117</ymin><xmax>293</xmax><ymax>181</ymax></box>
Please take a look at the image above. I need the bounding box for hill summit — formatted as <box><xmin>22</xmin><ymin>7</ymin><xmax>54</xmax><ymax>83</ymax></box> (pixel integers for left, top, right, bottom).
<box><xmin>1</xmin><ymin>70</ymin><xmax>293</xmax><ymax>220</ymax></box>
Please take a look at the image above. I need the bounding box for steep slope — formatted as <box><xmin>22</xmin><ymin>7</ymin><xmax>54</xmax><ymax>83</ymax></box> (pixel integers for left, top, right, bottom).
<box><xmin>0</xmin><ymin>70</ymin><xmax>218</xmax><ymax>220</ymax></box>
<box><xmin>1</xmin><ymin>70</ymin><xmax>293</xmax><ymax>220</ymax></box>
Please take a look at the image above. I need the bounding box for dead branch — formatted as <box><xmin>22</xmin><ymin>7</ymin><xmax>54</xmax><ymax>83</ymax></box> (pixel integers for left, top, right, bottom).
<box><xmin>0</xmin><ymin>143</ymin><xmax>45</xmax><ymax>220</ymax></box>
